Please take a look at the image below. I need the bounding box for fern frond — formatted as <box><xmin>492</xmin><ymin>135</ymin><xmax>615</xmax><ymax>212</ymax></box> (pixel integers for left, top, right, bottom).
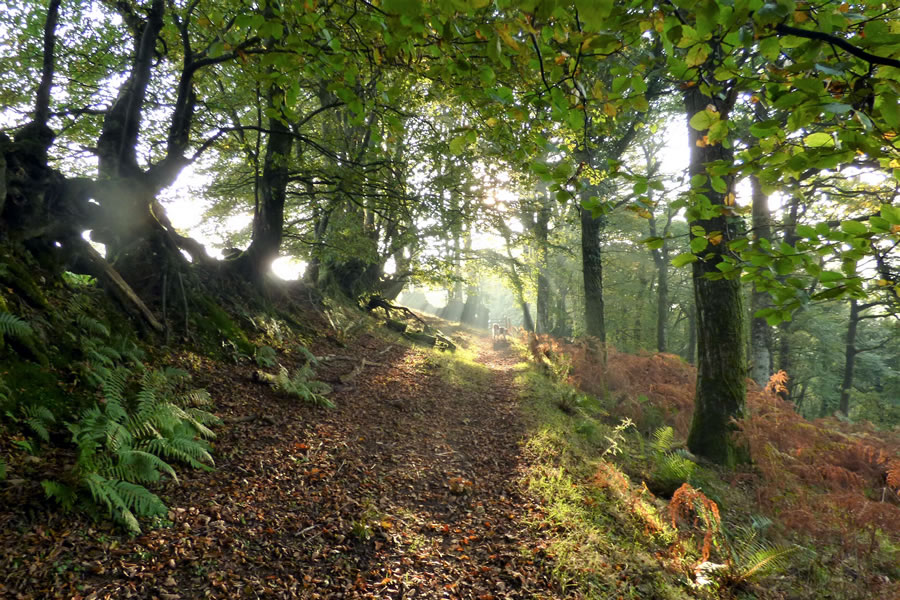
<box><xmin>22</xmin><ymin>405</ymin><xmax>55</xmax><ymax>442</ymax></box>
<box><xmin>297</xmin><ymin>345</ymin><xmax>318</xmax><ymax>366</ymax></box>
<box><xmin>142</xmin><ymin>436</ymin><xmax>214</xmax><ymax>470</ymax></box>
<box><xmin>42</xmin><ymin>480</ymin><xmax>77</xmax><ymax>510</ymax></box>
<box><xmin>886</xmin><ymin>459</ymin><xmax>900</xmax><ymax>489</ymax></box>
<box><xmin>83</xmin><ymin>474</ymin><xmax>165</xmax><ymax>533</ymax></box>
<box><xmin>651</xmin><ymin>426</ymin><xmax>676</xmax><ymax>454</ymax></box>
<box><xmin>0</xmin><ymin>311</ymin><xmax>33</xmax><ymax>341</ymax></box>
<box><xmin>254</xmin><ymin>345</ymin><xmax>278</xmax><ymax>368</ymax></box>
<box><xmin>734</xmin><ymin>543</ymin><xmax>799</xmax><ymax>581</ymax></box>
<box><xmin>76</xmin><ymin>314</ymin><xmax>110</xmax><ymax>338</ymax></box>
<box><xmin>102</xmin><ymin>369</ymin><xmax>128</xmax><ymax>405</ymax></box>
<box><xmin>182</xmin><ymin>389</ymin><xmax>212</xmax><ymax>407</ymax></box>
<box><xmin>162</xmin><ymin>367</ymin><xmax>190</xmax><ymax>386</ymax></box>
<box><xmin>107</xmin><ymin>450</ymin><xmax>177</xmax><ymax>483</ymax></box>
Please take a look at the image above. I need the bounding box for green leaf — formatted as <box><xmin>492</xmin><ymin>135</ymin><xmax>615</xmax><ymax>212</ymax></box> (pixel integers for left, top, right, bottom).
<box><xmin>840</xmin><ymin>220</ymin><xmax>868</xmax><ymax>236</ymax></box>
<box><xmin>690</xmin><ymin>236</ymin><xmax>709</xmax><ymax>253</ymax></box>
<box><xmin>729</xmin><ymin>238</ymin><xmax>750</xmax><ymax>251</ymax></box>
<box><xmin>575</xmin><ymin>0</ymin><xmax>613</xmax><ymax>30</ymax></box>
<box><xmin>869</xmin><ymin>216</ymin><xmax>890</xmax><ymax>232</ymax></box>
<box><xmin>759</xmin><ymin>36</ymin><xmax>781</xmax><ymax>60</ymax></box>
<box><xmin>750</xmin><ymin>121</ymin><xmax>779</xmax><ymax>138</ymax></box>
<box><xmin>773</xmin><ymin>258</ymin><xmax>793</xmax><ymax>276</ymax></box>
<box><xmin>819</xmin><ymin>271</ymin><xmax>844</xmax><ymax>282</ymax></box>
<box><xmin>710</xmin><ymin>176</ymin><xmax>727</xmax><ymax>194</ymax></box>
<box><xmin>796</xmin><ymin>224</ymin><xmax>817</xmax><ymax>238</ymax></box>
<box><xmin>881</xmin><ymin>204</ymin><xmax>900</xmax><ymax>225</ymax></box>
<box><xmin>479</xmin><ymin>66</ymin><xmax>496</xmax><ymax>87</ymax></box>
<box><xmin>672</xmin><ymin>252</ymin><xmax>699</xmax><ymax>267</ymax></box>
<box><xmin>689</xmin><ymin>108</ymin><xmax>720</xmax><ymax>131</ymax></box>
<box><xmin>804</xmin><ymin>132</ymin><xmax>834</xmax><ymax>147</ymax></box>
<box><xmin>449</xmin><ymin>135</ymin><xmax>467</xmax><ymax>155</ymax></box>
<box><xmin>643</xmin><ymin>237</ymin><xmax>665</xmax><ymax>250</ymax></box>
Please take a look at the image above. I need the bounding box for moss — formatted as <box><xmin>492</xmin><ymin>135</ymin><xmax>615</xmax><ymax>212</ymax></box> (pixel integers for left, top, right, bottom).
<box><xmin>0</xmin><ymin>253</ymin><xmax>49</xmax><ymax>308</ymax></box>
<box><xmin>0</xmin><ymin>358</ymin><xmax>71</xmax><ymax>418</ymax></box>
<box><xmin>192</xmin><ymin>296</ymin><xmax>255</xmax><ymax>357</ymax></box>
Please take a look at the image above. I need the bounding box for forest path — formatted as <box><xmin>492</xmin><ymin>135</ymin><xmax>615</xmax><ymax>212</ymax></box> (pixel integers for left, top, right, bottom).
<box><xmin>0</xmin><ymin>327</ymin><xmax>568</xmax><ymax>599</ymax></box>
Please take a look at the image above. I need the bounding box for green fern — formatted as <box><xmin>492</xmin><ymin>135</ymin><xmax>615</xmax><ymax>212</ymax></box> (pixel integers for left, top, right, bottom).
<box><xmin>273</xmin><ymin>365</ymin><xmax>334</xmax><ymax>408</ymax></box>
<box><xmin>46</xmin><ymin>367</ymin><xmax>219</xmax><ymax>532</ymax></box>
<box><xmin>297</xmin><ymin>344</ymin><xmax>319</xmax><ymax>366</ymax></box>
<box><xmin>254</xmin><ymin>345</ymin><xmax>278</xmax><ymax>368</ymax></box>
<box><xmin>719</xmin><ymin>520</ymin><xmax>804</xmax><ymax>586</ymax></box>
<box><xmin>651</xmin><ymin>426</ymin><xmax>676</xmax><ymax>454</ymax></box>
<box><xmin>83</xmin><ymin>473</ymin><xmax>166</xmax><ymax>533</ymax></box>
<box><xmin>21</xmin><ymin>404</ymin><xmax>55</xmax><ymax>443</ymax></box>
<box><xmin>0</xmin><ymin>311</ymin><xmax>33</xmax><ymax>341</ymax></box>
<box><xmin>41</xmin><ymin>479</ymin><xmax>76</xmax><ymax>509</ymax></box>
<box><xmin>648</xmin><ymin>427</ymin><xmax>696</xmax><ymax>496</ymax></box>
<box><xmin>76</xmin><ymin>314</ymin><xmax>111</xmax><ymax>338</ymax></box>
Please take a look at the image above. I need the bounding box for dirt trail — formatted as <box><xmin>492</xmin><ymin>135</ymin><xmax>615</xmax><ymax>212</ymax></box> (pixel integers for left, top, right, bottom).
<box><xmin>0</xmin><ymin>330</ymin><xmax>567</xmax><ymax>599</ymax></box>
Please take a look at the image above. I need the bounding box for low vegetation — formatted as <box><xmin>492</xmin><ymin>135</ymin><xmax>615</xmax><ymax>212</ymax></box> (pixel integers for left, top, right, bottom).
<box><xmin>518</xmin><ymin>332</ymin><xmax>900</xmax><ymax>599</ymax></box>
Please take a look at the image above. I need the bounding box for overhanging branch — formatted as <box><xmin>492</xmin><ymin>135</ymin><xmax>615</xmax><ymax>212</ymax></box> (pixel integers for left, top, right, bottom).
<box><xmin>774</xmin><ymin>23</ymin><xmax>900</xmax><ymax>69</ymax></box>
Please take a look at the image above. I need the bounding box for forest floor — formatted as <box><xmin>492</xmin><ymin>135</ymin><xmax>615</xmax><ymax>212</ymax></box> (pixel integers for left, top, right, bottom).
<box><xmin>0</xmin><ymin>320</ymin><xmax>585</xmax><ymax>599</ymax></box>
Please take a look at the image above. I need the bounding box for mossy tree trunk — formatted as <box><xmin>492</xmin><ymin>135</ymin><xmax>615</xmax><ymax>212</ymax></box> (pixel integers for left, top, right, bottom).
<box><xmin>749</xmin><ymin>175</ymin><xmax>774</xmax><ymax>386</ymax></box>
<box><xmin>580</xmin><ymin>206</ymin><xmax>606</xmax><ymax>342</ymax></box>
<box><xmin>683</xmin><ymin>83</ymin><xmax>747</xmax><ymax>466</ymax></box>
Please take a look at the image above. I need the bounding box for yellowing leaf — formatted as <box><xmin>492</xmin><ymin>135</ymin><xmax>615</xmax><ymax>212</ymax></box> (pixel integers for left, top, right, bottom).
<box><xmin>496</xmin><ymin>25</ymin><xmax>520</xmax><ymax>50</ymax></box>
<box><xmin>685</xmin><ymin>43</ymin><xmax>710</xmax><ymax>67</ymax></box>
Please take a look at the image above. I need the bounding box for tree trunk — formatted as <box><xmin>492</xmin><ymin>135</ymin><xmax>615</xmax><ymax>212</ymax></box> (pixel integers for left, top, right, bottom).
<box><xmin>749</xmin><ymin>175</ymin><xmax>774</xmax><ymax>386</ymax></box>
<box><xmin>648</xmin><ymin>210</ymin><xmax>670</xmax><ymax>353</ymax></box>
<box><xmin>686</xmin><ymin>301</ymin><xmax>697</xmax><ymax>365</ymax></box>
<box><xmin>551</xmin><ymin>283</ymin><xmax>571</xmax><ymax>337</ymax></box>
<box><xmin>776</xmin><ymin>194</ymin><xmax>801</xmax><ymax>402</ymax></box>
<box><xmin>521</xmin><ymin>302</ymin><xmax>535</xmax><ymax>333</ymax></box>
<box><xmin>839</xmin><ymin>299</ymin><xmax>861</xmax><ymax>416</ymax></box>
<box><xmin>580</xmin><ymin>206</ymin><xmax>605</xmax><ymax>342</ymax></box>
<box><xmin>460</xmin><ymin>285</ymin><xmax>480</xmax><ymax>326</ymax></box>
<box><xmin>242</xmin><ymin>90</ymin><xmax>292</xmax><ymax>282</ymax></box>
<box><xmin>533</xmin><ymin>198</ymin><xmax>552</xmax><ymax>334</ymax></box>
<box><xmin>683</xmin><ymin>84</ymin><xmax>747</xmax><ymax>465</ymax></box>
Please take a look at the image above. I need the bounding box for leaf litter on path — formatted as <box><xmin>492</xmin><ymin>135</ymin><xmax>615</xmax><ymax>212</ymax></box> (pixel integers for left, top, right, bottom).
<box><xmin>0</xmin><ymin>327</ymin><xmax>575</xmax><ymax>599</ymax></box>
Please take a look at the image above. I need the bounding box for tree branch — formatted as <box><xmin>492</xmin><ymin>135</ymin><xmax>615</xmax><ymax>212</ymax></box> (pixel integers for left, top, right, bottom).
<box><xmin>774</xmin><ymin>23</ymin><xmax>900</xmax><ymax>69</ymax></box>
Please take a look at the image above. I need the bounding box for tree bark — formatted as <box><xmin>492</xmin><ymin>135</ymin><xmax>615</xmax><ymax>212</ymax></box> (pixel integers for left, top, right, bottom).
<box><xmin>683</xmin><ymin>84</ymin><xmax>747</xmax><ymax>465</ymax></box>
<box><xmin>776</xmin><ymin>193</ymin><xmax>802</xmax><ymax>401</ymax></box>
<box><xmin>839</xmin><ymin>299</ymin><xmax>861</xmax><ymax>416</ymax></box>
<box><xmin>97</xmin><ymin>0</ymin><xmax>164</xmax><ymax>180</ymax></box>
<box><xmin>647</xmin><ymin>206</ymin><xmax>672</xmax><ymax>353</ymax></box>
<box><xmin>533</xmin><ymin>199</ymin><xmax>552</xmax><ymax>334</ymax></box>
<box><xmin>749</xmin><ymin>175</ymin><xmax>774</xmax><ymax>386</ymax></box>
<box><xmin>580</xmin><ymin>206</ymin><xmax>606</xmax><ymax>342</ymax></box>
<box><xmin>686</xmin><ymin>301</ymin><xmax>697</xmax><ymax>365</ymax></box>
<box><xmin>242</xmin><ymin>77</ymin><xmax>292</xmax><ymax>282</ymax></box>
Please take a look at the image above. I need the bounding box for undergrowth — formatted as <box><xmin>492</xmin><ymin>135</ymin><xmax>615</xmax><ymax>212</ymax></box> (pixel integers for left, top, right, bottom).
<box><xmin>519</xmin><ymin>331</ymin><xmax>900</xmax><ymax>599</ymax></box>
<box><xmin>43</xmin><ymin>367</ymin><xmax>219</xmax><ymax>533</ymax></box>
